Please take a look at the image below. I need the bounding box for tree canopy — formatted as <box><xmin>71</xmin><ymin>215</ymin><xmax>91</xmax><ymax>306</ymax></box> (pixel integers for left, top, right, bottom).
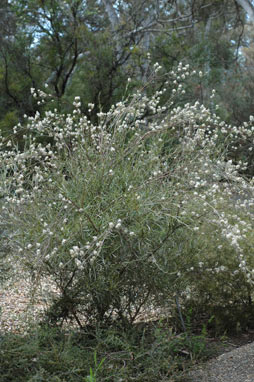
<box><xmin>1</xmin><ymin>0</ymin><xmax>254</xmax><ymax>132</ymax></box>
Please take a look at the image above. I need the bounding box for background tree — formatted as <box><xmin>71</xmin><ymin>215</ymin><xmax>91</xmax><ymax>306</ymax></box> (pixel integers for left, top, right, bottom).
<box><xmin>1</xmin><ymin>0</ymin><xmax>254</xmax><ymax>134</ymax></box>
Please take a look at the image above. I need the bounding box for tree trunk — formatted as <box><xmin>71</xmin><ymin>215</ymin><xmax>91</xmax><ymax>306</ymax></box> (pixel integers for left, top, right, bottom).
<box><xmin>101</xmin><ymin>0</ymin><xmax>122</xmax><ymax>60</ymax></box>
<box><xmin>236</xmin><ymin>0</ymin><xmax>254</xmax><ymax>22</ymax></box>
<box><xmin>101</xmin><ymin>0</ymin><xmax>119</xmax><ymax>30</ymax></box>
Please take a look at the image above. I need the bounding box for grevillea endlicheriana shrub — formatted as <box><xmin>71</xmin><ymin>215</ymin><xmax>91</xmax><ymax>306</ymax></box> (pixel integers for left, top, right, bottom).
<box><xmin>1</xmin><ymin>63</ymin><xmax>254</xmax><ymax>329</ymax></box>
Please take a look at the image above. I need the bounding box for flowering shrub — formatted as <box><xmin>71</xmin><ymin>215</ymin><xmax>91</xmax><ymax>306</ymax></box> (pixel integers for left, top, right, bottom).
<box><xmin>1</xmin><ymin>63</ymin><xmax>254</xmax><ymax>330</ymax></box>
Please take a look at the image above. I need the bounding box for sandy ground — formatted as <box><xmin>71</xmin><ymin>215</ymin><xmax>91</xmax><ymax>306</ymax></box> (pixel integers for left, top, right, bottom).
<box><xmin>0</xmin><ymin>275</ymin><xmax>57</xmax><ymax>334</ymax></box>
<box><xmin>0</xmin><ymin>275</ymin><xmax>171</xmax><ymax>334</ymax></box>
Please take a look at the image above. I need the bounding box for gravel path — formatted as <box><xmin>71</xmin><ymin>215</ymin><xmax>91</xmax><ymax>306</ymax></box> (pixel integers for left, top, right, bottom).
<box><xmin>187</xmin><ymin>341</ymin><xmax>254</xmax><ymax>382</ymax></box>
<box><xmin>0</xmin><ymin>276</ymin><xmax>57</xmax><ymax>334</ymax></box>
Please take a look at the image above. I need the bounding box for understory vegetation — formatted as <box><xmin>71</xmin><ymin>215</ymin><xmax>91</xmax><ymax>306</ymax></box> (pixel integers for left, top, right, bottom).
<box><xmin>1</xmin><ymin>63</ymin><xmax>254</xmax><ymax>381</ymax></box>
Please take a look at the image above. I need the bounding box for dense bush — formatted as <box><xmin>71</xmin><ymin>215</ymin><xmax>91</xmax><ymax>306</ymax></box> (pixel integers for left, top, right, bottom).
<box><xmin>1</xmin><ymin>63</ymin><xmax>254</xmax><ymax>331</ymax></box>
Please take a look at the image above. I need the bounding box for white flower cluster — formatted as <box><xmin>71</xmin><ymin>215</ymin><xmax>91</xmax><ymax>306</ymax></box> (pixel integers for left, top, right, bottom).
<box><xmin>2</xmin><ymin>64</ymin><xmax>254</xmax><ymax>310</ymax></box>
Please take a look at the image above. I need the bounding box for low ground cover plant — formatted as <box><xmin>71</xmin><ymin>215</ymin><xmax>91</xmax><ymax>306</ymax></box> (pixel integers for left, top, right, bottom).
<box><xmin>1</xmin><ymin>62</ymin><xmax>254</xmax><ymax>379</ymax></box>
<box><xmin>0</xmin><ymin>321</ymin><xmax>212</xmax><ymax>382</ymax></box>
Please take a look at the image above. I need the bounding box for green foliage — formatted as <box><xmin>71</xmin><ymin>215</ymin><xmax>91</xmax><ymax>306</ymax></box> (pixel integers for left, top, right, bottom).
<box><xmin>64</xmin><ymin>30</ymin><xmax>128</xmax><ymax>117</ymax></box>
<box><xmin>4</xmin><ymin>106</ymin><xmax>188</xmax><ymax>328</ymax></box>
<box><xmin>0</xmin><ymin>321</ymin><xmax>211</xmax><ymax>382</ymax></box>
<box><xmin>1</xmin><ymin>0</ymin><xmax>252</xmax><ymax>138</ymax></box>
<box><xmin>85</xmin><ymin>351</ymin><xmax>105</xmax><ymax>382</ymax></box>
<box><xmin>2</xmin><ymin>62</ymin><xmax>254</xmax><ymax>382</ymax></box>
<box><xmin>2</xmin><ymin>65</ymin><xmax>254</xmax><ymax>334</ymax></box>
<box><xmin>0</xmin><ymin>111</ymin><xmax>18</xmax><ymax>136</ymax></box>
<box><xmin>1</xmin><ymin>1</ymin><xmax>254</xmax><ymax>378</ymax></box>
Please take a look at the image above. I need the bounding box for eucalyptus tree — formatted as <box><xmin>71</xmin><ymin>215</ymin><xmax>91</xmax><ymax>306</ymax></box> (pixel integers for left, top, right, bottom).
<box><xmin>0</xmin><ymin>0</ymin><xmax>37</xmax><ymax>133</ymax></box>
<box><xmin>236</xmin><ymin>0</ymin><xmax>254</xmax><ymax>22</ymax></box>
<box><xmin>11</xmin><ymin>0</ymin><xmax>97</xmax><ymax>98</ymax></box>
<box><xmin>0</xmin><ymin>0</ymin><xmax>254</xmax><ymax>133</ymax></box>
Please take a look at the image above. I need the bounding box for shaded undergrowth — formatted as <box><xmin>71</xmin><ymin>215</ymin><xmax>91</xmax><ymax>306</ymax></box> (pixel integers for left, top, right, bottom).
<box><xmin>0</xmin><ymin>317</ymin><xmax>216</xmax><ymax>382</ymax></box>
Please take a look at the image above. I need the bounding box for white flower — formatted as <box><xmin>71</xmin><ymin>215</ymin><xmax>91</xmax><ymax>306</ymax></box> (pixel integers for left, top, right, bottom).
<box><xmin>75</xmin><ymin>259</ymin><xmax>82</xmax><ymax>268</ymax></box>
